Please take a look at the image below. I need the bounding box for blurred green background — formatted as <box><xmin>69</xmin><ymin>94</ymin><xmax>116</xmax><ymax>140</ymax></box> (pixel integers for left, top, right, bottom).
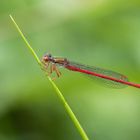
<box><xmin>0</xmin><ymin>0</ymin><xmax>140</xmax><ymax>140</ymax></box>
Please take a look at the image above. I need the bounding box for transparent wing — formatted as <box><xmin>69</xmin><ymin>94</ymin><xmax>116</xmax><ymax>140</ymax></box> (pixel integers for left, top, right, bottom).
<box><xmin>69</xmin><ymin>61</ymin><xmax>129</xmax><ymax>88</ymax></box>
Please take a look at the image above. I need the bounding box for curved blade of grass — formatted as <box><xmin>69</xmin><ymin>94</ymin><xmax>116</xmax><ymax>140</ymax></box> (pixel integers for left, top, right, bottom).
<box><xmin>9</xmin><ymin>15</ymin><xmax>89</xmax><ymax>140</ymax></box>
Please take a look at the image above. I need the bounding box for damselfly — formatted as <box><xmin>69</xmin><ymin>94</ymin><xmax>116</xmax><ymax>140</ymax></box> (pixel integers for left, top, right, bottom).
<box><xmin>41</xmin><ymin>53</ymin><xmax>140</xmax><ymax>89</ymax></box>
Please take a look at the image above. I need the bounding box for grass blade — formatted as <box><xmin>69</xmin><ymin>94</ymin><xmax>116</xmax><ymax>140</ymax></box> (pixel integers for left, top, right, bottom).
<box><xmin>9</xmin><ymin>15</ymin><xmax>90</xmax><ymax>140</ymax></box>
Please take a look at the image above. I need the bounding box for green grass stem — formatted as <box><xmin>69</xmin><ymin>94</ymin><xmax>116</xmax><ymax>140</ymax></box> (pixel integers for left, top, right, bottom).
<box><xmin>9</xmin><ymin>15</ymin><xmax>89</xmax><ymax>140</ymax></box>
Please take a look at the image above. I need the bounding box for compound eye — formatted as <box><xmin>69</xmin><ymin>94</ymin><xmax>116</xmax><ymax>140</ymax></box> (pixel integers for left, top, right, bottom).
<box><xmin>42</xmin><ymin>55</ymin><xmax>48</xmax><ymax>61</ymax></box>
<box><xmin>47</xmin><ymin>53</ymin><xmax>52</xmax><ymax>58</ymax></box>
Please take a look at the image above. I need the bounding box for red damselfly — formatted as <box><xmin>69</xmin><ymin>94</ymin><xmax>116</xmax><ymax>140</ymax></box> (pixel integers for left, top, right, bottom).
<box><xmin>41</xmin><ymin>53</ymin><xmax>140</xmax><ymax>89</ymax></box>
